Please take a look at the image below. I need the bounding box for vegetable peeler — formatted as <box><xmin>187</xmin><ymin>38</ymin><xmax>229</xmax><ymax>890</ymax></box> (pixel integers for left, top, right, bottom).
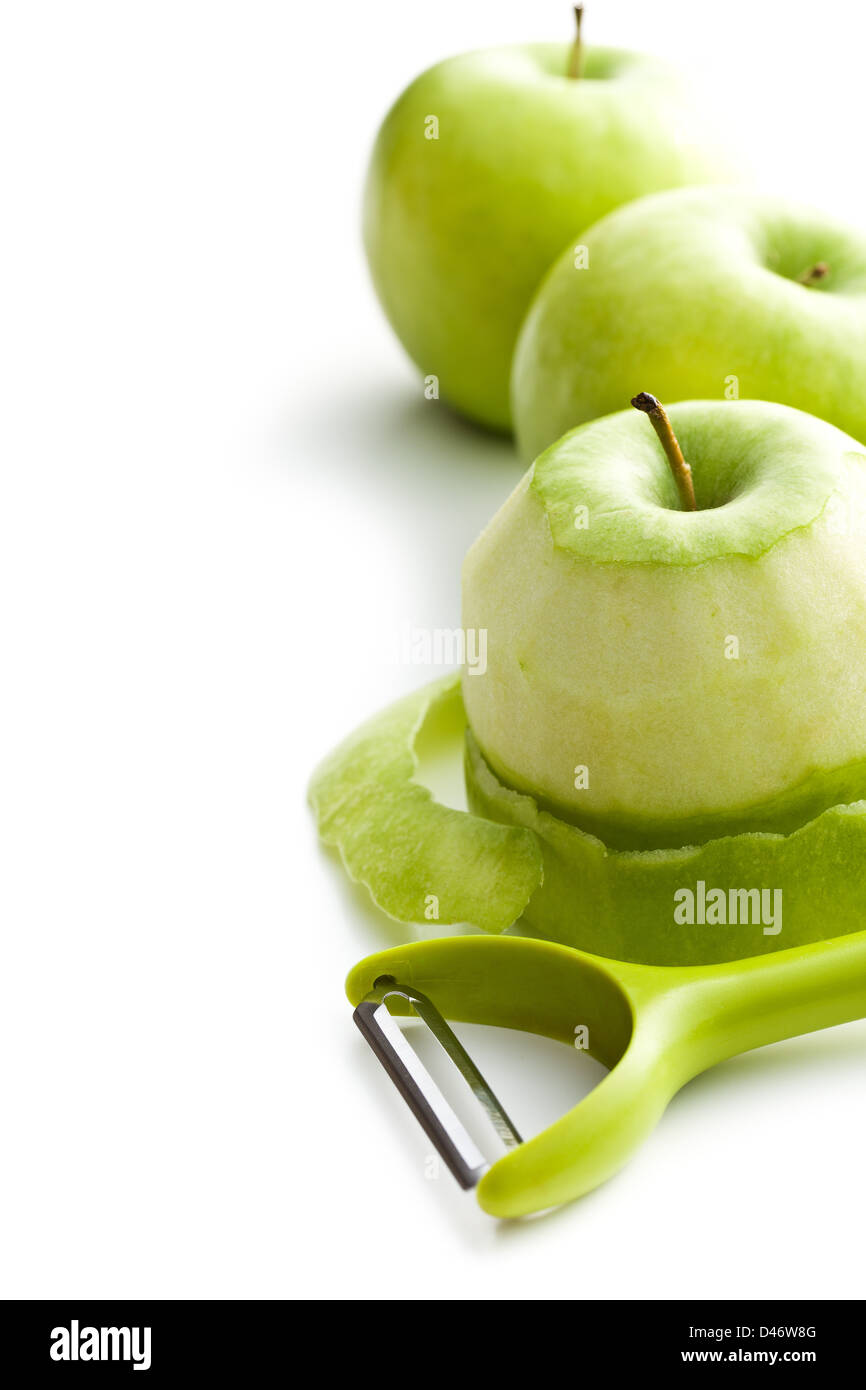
<box><xmin>348</xmin><ymin>930</ymin><xmax>866</xmax><ymax>1217</ymax></box>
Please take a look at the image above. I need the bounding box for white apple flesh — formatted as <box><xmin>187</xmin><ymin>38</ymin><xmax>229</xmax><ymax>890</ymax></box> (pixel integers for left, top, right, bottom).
<box><xmin>462</xmin><ymin>400</ymin><xmax>866</xmax><ymax>850</ymax></box>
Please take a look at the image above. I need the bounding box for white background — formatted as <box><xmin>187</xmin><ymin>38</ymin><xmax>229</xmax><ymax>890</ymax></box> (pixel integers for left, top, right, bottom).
<box><xmin>1</xmin><ymin>0</ymin><xmax>865</xmax><ymax>1301</ymax></box>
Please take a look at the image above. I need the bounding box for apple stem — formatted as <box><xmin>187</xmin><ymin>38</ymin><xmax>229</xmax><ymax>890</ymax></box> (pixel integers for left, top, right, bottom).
<box><xmin>797</xmin><ymin>261</ymin><xmax>829</xmax><ymax>286</ymax></box>
<box><xmin>567</xmin><ymin>6</ymin><xmax>584</xmax><ymax>79</ymax></box>
<box><xmin>631</xmin><ymin>393</ymin><xmax>697</xmax><ymax>512</ymax></box>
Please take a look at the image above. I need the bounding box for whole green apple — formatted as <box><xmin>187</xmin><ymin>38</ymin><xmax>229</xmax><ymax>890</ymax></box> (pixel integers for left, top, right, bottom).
<box><xmin>364</xmin><ymin>40</ymin><xmax>736</xmax><ymax>432</ymax></box>
<box><xmin>512</xmin><ymin>187</ymin><xmax>866</xmax><ymax>459</ymax></box>
<box><xmin>462</xmin><ymin>400</ymin><xmax>866</xmax><ymax>850</ymax></box>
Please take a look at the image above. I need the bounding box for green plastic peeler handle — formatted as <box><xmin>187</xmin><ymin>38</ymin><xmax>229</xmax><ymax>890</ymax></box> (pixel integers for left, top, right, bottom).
<box><xmin>346</xmin><ymin>929</ymin><xmax>866</xmax><ymax>1217</ymax></box>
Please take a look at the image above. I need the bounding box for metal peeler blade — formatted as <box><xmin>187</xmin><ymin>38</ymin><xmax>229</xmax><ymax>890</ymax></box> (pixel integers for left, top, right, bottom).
<box><xmin>353</xmin><ymin>975</ymin><xmax>522</xmax><ymax>1190</ymax></box>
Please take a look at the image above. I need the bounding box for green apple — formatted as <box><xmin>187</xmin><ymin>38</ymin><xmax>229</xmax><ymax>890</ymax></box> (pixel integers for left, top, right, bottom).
<box><xmin>463</xmin><ymin>398</ymin><xmax>866</xmax><ymax>851</ymax></box>
<box><xmin>512</xmin><ymin>186</ymin><xmax>866</xmax><ymax>460</ymax></box>
<box><xmin>364</xmin><ymin>37</ymin><xmax>737</xmax><ymax>432</ymax></box>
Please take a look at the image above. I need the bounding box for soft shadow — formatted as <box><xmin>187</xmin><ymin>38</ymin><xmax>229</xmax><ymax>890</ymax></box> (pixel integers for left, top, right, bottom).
<box><xmin>678</xmin><ymin>1019</ymin><xmax>866</xmax><ymax>1103</ymax></box>
<box><xmin>282</xmin><ymin>377</ymin><xmax>525</xmax><ymax>601</ymax></box>
<box><xmin>287</xmin><ymin>375</ymin><xmax>518</xmax><ymax>486</ymax></box>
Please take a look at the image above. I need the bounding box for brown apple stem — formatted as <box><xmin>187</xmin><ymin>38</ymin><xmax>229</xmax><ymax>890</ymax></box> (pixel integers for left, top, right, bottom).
<box><xmin>797</xmin><ymin>261</ymin><xmax>829</xmax><ymax>286</ymax></box>
<box><xmin>567</xmin><ymin>6</ymin><xmax>584</xmax><ymax>79</ymax></box>
<box><xmin>631</xmin><ymin>392</ymin><xmax>697</xmax><ymax>511</ymax></box>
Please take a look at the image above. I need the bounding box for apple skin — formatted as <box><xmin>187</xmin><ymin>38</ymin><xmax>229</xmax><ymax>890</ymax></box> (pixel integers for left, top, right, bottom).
<box><xmin>462</xmin><ymin>401</ymin><xmax>866</xmax><ymax>850</ymax></box>
<box><xmin>512</xmin><ymin>187</ymin><xmax>866</xmax><ymax>460</ymax></box>
<box><xmin>308</xmin><ymin>676</ymin><xmax>542</xmax><ymax>933</ymax></box>
<box><xmin>464</xmin><ymin>729</ymin><xmax>866</xmax><ymax>966</ymax></box>
<box><xmin>308</xmin><ymin>671</ymin><xmax>866</xmax><ymax>965</ymax></box>
<box><xmin>364</xmin><ymin>44</ymin><xmax>737</xmax><ymax>432</ymax></box>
